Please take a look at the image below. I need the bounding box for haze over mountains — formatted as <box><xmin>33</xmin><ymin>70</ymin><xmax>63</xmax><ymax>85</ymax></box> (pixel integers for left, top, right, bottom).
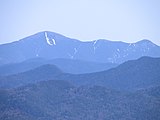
<box><xmin>0</xmin><ymin>58</ymin><xmax>117</xmax><ymax>75</ymax></box>
<box><xmin>0</xmin><ymin>31</ymin><xmax>160</xmax><ymax>65</ymax></box>
<box><xmin>0</xmin><ymin>31</ymin><xmax>160</xmax><ymax>120</ymax></box>
<box><xmin>0</xmin><ymin>56</ymin><xmax>159</xmax><ymax>92</ymax></box>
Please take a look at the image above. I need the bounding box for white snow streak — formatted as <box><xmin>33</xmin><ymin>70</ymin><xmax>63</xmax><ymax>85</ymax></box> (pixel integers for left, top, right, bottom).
<box><xmin>94</xmin><ymin>40</ymin><xmax>98</xmax><ymax>45</ymax></box>
<box><xmin>52</xmin><ymin>39</ymin><xmax>56</xmax><ymax>45</ymax></box>
<box><xmin>45</xmin><ymin>32</ymin><xmax>52</xmax><ymax>45</ymax></box>
<box><xmin>74</xmin><ymin>48</ymin><xmax>78</xmax><ymax>54</ymax></box>
<box><xmin>93</xmin><ymin>40</ymin><xmax>98</xmax><ymax>53</ymax></box>
<box><xmin>67</xmin><ymin>53</ymin><xmax>73</xmax><ymax>59</ymax></box>
<box><xmin>129</xmin><ymin>43</ymin><xmax>136</xmax><ymax>47</ymax></box>
<box><xmin>67</xmin><ymin>48</ymin><xmax>78</xmax><ymax>59</ymax></box>
<box><xmin>45</xmin><ymin>32</ymin><xmax>56</xmax><ymax>45</ymax></box>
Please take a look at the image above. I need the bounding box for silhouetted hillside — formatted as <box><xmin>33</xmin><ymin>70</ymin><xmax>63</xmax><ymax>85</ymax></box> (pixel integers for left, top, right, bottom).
<box><xmin>0</xmin><ymin>80</ymin><xmax>160</xmax><ymax>120</ymax></box>
<box><xmin>0</xmin><ymin>57</ymin><xmax>159</xmax><ymax>91</ymax></box>
<box><xmin>0</xmin><ymin>58</ymin><xmax>117</xmax><ymax>76</ymax></box>
<box><xmin>0</xmin><ymin>64</ymin><xmax>62</xmax><ymax>88</ymax></box>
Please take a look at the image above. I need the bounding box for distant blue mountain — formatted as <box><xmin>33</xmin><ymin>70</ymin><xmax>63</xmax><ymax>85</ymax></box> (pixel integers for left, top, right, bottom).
<box><xmin>0</xmin><ymin>56</ymin><xmax>160</xmax><ymax>91</ymax></box>
<box><xmin>0</xmin><ymin>58</ymin><xmax>117</xmax><ymax>76</ymax></box>
<box><xmin>0</xmin><ymin>31</ymin><xmax>160</xmax><ymax>64</ymax></box>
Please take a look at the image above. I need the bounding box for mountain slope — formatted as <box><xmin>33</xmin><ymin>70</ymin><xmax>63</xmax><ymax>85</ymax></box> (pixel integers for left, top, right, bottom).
<box><xmin>0</xmin><ymin>64</ymin><xmax>62</xmax><ymax>88</ymax></box>
<box><xmin>0</xmin><ymin>56</ymin><xmax>159</xmax><ymax>91</ymax></box>
<box><xmin>66</xmin><ymin>56</ymin><xmax>160</xmax><ymax>91</ymax></box>
<box><xmin>0</xmin><ymin>80</ymin><xmax>160</xmax><ymax>120</ymax></box>
<box><xmin>0</xmin><ymin>58</ymin><xmax>117</xmax><ymax>76</ymax></box>
<box><xmin>0</xmin><ymin>31</ymin><xmax>160</xmax><ymax>65</ymax></box>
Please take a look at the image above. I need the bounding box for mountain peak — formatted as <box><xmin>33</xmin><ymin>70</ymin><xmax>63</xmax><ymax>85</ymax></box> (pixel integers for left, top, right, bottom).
<box><xmin>44</xmin><ymin>31</ymin><xmax>56</xmax><ymax>46</ymax></box>
<box><xmin>136</xmin><ymin>39</ymin><xmax>156</xmax><ymax>45</ymax></box>
<box><xmin>138</xmin><ymin>56</ymin><xmax>160</xmax><ymax>61</ymax></box>
<box><xmin>31</xmin><ymin>64</ymin><xmax>62</xmax><ymax>74</ymax></box>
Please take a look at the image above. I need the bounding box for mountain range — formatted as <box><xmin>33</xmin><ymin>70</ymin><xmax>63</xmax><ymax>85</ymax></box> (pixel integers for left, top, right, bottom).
<box><xmin>0</xmin><ymin>56</ymin><xmax>159</xmax><ymax>91</ymax></box>
<box><xmin>0</xmin><ymin>31</ymin><xmax>160</xmax><ymax>65</ymax></box>
<box><xmin>0</xmin><ymin>58</ymin><xmax>117</xmax><ymax>76</ymax></box>
<box><xmin>0</xmin><ymin>80</ymin><xmax>160</xmax><ymax>120</ymax></box>
<box><xmin>0</xmin><ymin>31</ymin><xmax>160</xmax><ymax>120</ymax></box>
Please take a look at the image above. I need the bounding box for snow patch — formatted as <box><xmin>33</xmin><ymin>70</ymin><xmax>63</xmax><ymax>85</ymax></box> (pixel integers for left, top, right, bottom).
<box><xmin>94</xmin><ymin>40</ymin><xmax>98</xmax><ymax>45</ymax></box>
<box><xmin>129</xmin><ymin>43</ymin><xmax>136</xmax><ymax>47</ymax></box>
<box><xmin>52</xmin><ymin>38</ymin><xmax>56</xmax><ymax>45</ymax></box>
<box><xmin>67</xmin><ymin>48</ymin><xmax>78</xmax><ymax>59</ymax></box>
<box><xmin>45</xmin><ymin>32</ymin><xmax>56</xmax><ymax>45</ymax></box>
<box><xmin>74</xmin><ymin>48</ymin><xmax>78</xmax><ymax>54</ymax></box>
<box><xmin>67</xmin><ymin>53</ymin><xmax>73</xmax><ymax>59</ymax></box>
<box><xmin>45</xmin><ymin>32</ymin><xmax>52</xmax><ymax>45</ymax></box>
<box><xmin>93</xmin><ymin>40</ymin><xmax>98</xmax><ymax>53</ymax></box>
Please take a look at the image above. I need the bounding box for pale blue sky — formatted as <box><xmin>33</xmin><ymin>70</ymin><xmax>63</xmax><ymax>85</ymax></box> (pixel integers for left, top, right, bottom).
<box><xmin>0</xmin><ymin>0</ymin><xmax>160</xmax><ymax>45</ymax></box>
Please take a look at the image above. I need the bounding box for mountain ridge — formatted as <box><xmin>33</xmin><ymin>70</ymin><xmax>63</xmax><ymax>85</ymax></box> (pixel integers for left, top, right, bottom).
<box><xmin>0</xmin><ymin>58</ymin><xmax>117</xmax><ymax>76</ymax></box>
<box><xmin>0</xmin><ymin>56</ymin><xmax>159</xmax><ymax>91</ymax></box>
<box><xmin>1</xmin><ymin>79</ymin><xmax>160</xmax><ymax>120</ymax></box>
<box><xmin>0</xmin><ymin>31</ymin><xmax>160</xmax><ymax>65</ymax></box>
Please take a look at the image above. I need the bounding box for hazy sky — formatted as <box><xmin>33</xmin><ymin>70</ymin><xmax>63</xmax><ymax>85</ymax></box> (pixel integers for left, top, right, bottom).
<box><xmin>0</xmin><ymin>0</ymin><xmax>160</xmax><ymax>45</ymax></box>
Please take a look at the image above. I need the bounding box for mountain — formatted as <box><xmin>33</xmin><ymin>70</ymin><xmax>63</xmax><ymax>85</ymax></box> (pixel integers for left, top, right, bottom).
<box><xmin>66</xmin><ymin>56</ymin><xmax>160</xmax><ymax>91</ymax></box>
<box><xmin>0</xmin><ymin>64</ymin><xmax>63</xmax><ymax>88</ymax></box>
<box><xmin>0</xmin><ymin>31</ymin><xmax>160</xmax><ymax>65</ymax></box>
<box><xmin>47</xmin><ymin>58</ymin><xmax>117</xmax><ymax>74</ymax></box>
<box><xmin>0</xmin><ymin>80</ymin><xmax>160</xmax><ymax>120</ymax></box>
<box><xmin>0</xmin><ymin>56</ymin><xmax>160</xmax><ymax>91</ymax></box>
<box><xmin>0</xmin><ymin>58</ymin><xmax>117</xmax><ymax>76</ymax></box>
